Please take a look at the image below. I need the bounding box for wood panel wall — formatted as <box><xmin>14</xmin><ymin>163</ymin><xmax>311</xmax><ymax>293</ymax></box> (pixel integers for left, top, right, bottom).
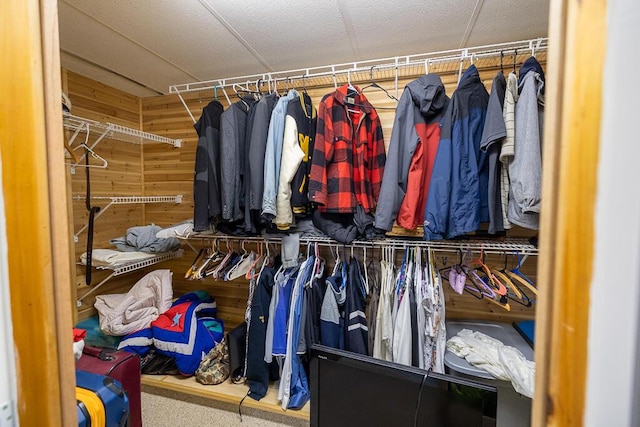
<box><xmin>64</xmin><ymin>70</ymin><xmax>156</xmax><ymax>319</ymax></box>
<box><xmin>141</xmin><ymin>56</ymin><xmax>545</xmax><ymax>330</ymax></box>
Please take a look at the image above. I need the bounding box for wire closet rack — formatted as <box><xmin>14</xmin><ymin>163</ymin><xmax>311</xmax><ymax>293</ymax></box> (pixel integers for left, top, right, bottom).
<box><xmin>169</xmin><ymin>38</ymin><xmax>548</xmax><ymax>122</ymax></box>
<box><xmin>183</xmin><ymin>233</ymin><xmax>539</xmax><ymax>256</ymax></box>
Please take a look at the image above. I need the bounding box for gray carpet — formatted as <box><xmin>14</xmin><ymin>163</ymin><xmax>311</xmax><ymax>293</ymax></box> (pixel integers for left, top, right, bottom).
<box><xmin>142</xmin><ymin>386</ymin><xmax>309</xmax><ymax>427</ymax></box>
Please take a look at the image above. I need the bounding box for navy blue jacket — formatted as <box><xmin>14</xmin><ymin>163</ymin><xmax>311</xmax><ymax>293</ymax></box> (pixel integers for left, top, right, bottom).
<box><xmin>246</xmin><ymin>266</ymin><xmax>275</xmax><ymax>400</ymax></box>
<box><xmin>424</xmin><ymin>65</ymin><xmax>490</xmax><ymax>239</ymax></box>
<box><xmin>345</xmin><ymin>258</ymin><xmax>368</xmax><ymax>355</ymax></box>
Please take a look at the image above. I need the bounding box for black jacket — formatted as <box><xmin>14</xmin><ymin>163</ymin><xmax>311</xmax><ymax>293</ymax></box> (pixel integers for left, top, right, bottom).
<box><xmin>193</xmin><ymin>100</ymin><xmax>224</xmax><ymax>231</ymax></box>
<box><xmin>289</xmin><ymin>92</ymin><xmax>317</xmax><ymax>215</ymax></box>
<box><xmin>246</xmin><ymin>266</ymin><xmax>275</xmax><ymax>400</ymax></box>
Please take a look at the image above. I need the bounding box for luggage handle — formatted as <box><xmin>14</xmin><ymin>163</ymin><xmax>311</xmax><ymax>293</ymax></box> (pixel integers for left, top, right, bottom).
<box><xmin>83</xmin><ymin>345</ymin><xmax>118</xmax><ymax>361</ymax></box>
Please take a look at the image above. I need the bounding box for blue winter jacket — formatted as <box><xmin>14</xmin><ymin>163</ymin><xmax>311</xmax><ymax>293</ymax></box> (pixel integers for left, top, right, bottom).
<box><xmin>423</xmin><ymin>65</ymin><xmax>490</xmax><ymax>240</ymax></box>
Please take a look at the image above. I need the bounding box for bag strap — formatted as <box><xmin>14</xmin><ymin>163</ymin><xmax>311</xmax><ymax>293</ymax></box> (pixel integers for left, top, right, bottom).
<box><xmin>84</xmin><ymin>147</ymin><xmax>101</xmax><ymax>286</ymax></box>
<box><xmin>83</xmin><ymin>345</ymin><xmax>117</xmax><ymax>361</ymax></box>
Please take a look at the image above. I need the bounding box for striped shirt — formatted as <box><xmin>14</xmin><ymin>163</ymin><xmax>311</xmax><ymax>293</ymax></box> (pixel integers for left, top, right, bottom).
<box><xmin>499</xmin><ymin>72</ymin><xmax>519</xmax><ymax>229</ymax></box>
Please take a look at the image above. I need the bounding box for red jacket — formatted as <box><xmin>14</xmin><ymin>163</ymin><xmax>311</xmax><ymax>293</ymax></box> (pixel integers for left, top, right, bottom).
<box><xmin>397</xmin><ymin>121</ymin><xmax>442</xmax><ymax>229</ymax></box>
<box><xmin>308</xmin><ymin>85</ymin><xmax>385</xmax><ymax>213</ymax></box>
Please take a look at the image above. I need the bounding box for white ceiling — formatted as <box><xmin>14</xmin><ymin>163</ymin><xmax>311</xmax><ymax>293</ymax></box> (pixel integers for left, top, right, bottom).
<box><xmin>58</xmin><ymin>0</ymin><xmax>550</xmax><ymax>97</ymax></box>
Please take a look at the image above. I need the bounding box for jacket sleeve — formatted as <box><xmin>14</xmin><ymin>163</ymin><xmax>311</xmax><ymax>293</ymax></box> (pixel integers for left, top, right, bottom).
<box><xmin>368</xmin><ymin>112</ymin><xmax>386</xmax><ymax>208</ymax></box>
<box><xmin>275</xmin><ymin>115</ymin><xmax>304</xmax><ymax>229</ymax></box>
<box><xmin>193</xmin><ymin>114</ymin><xmax>210</xmax><ymax>232</ymax></box>
<box><xmin>248</xmin><ymin>100</ymin><xmax>270</xmax><ymax>210</ymax></box>
<box><xmin>220</xmin><ymin>109</ymin><xmax>236</xmax><ymax>221</ymax></box>
<box><xmin>308</xmin><ymin>98</ymin><xmax>332</xmax><ymax>206</ymax></box>
<box><xmin>374</xmin><ymin>90</ymin><xmax>415</xmax><ymax>231</ymax></box>
<box><xmin>261</xmin><ymin>103</ymin><xmax>282</xmax><ymax>218</ymax></box>
<box><xmin>423</xmin><ymin>102</ymin><xmax>454</xmax><ymax>240</ymax></box>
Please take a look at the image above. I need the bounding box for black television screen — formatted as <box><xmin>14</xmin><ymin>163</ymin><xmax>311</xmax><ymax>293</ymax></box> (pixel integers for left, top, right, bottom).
<box><xmin>310</xmin><ymin>344</ymin><xmax>497</xmax><ymax>427</ymax></box>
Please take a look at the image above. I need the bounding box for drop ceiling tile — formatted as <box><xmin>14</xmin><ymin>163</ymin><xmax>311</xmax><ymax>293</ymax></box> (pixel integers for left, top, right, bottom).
<box><xmin>60</xmin><ymin>51</ymin><xmax>159</xmax><ymax>98</ymax></box>
<box><xmin>60</xmin><ymin>0</ymin><xmax>268</xmax><ymax>89</ymax></box>
<box><xmin>200</xmin><ymin>0</ymin><xmax>354</xmax><ymax>72</ymax></box>
<box><xmin>340</xmin><ymin>0</ymin><xmax>474</xmax><ymax>58</ymax></box>
<box><xmin>464</xmin><ymin>0</ymin><xmax>549</xmax><ymax>47</ymax></box>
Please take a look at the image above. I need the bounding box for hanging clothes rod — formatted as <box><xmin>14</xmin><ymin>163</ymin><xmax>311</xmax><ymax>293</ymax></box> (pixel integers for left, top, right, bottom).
<box><xmin>182</xmin><ymin>234</ymin><xmax>538</xmax><ymax>255</ymax></box>
<box><xmin>168</xmin><ymin>38</ymin><xmax>547</xmax><ymax>95</ymax></box>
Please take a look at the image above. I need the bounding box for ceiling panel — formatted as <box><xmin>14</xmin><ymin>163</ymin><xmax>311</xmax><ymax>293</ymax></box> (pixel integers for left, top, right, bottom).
<box><xmin>58</xmin><ymin>2</ymin><xmax>195</xmax><ymax>93</ymax></box>
<box><xmin>465</xmin><ymin>0</ymin><xmax>549</xmax><ymax>47</ymax></box>
<box><xmin>60</xmin><ymin>51</ymin><xmax>158</xmax><ymax>97</ymax></box>
<box><xmin>60</xmin><ymin>0</ymin><xmax>269</xmax><ymax>90</ymax></box>
<box><xmin>199</xmin><ymin>0</ymin><xmax>354</xmax><ymax>72</ymax></box>
<box><xmin>341</xmin><ymin>0</ymin><xmax>473</xmax><ymax>59</ymax></box>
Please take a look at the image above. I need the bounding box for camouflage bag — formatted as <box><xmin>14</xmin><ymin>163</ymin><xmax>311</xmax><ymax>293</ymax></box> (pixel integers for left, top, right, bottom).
<box><xmin>195</xmin><ymin>340</ymin><xmax>230</xmax><ymax>385</ymax></box>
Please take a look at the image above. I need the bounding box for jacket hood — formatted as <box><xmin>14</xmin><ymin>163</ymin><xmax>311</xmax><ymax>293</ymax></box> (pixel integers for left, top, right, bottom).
<box><xmin>458</xmin><ymin>64</ymin><xmax>481</xmax><ymax>89</ymax></box>
<box><xmin>406</xmin><ymin>74</ymin><xmax>449</xmax><ymax>120</ymax></box>
<box><xmin>519</xmin><ymin>57</ymin><xmax>545</xmax><ymax>94</ymax></box>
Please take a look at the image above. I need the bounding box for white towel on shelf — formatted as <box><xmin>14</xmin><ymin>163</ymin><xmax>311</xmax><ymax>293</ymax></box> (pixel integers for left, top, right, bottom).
<box><xmin>80</xmin><ymin>248</ymin><xmax>155</xmax><ymax>267</ymax></box>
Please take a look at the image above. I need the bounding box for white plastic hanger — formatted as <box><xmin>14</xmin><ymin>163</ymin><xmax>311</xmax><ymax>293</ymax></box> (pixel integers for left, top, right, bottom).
<box><xmin>66</xmin><ymin>127</ymin><xmax>108</xmax><ymax>170</ymax></box>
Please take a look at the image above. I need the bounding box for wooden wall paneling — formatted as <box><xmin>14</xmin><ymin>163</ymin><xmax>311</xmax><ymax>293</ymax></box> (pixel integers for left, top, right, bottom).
<box><xmin>66</xmin><ymin>70</ymin><xmax>148</xmax><ymax>317</ymax></box>
<box><xmin>66</xmin><ymin>70</ymin><xmax>140</xmax><ymax>123</ymax></box>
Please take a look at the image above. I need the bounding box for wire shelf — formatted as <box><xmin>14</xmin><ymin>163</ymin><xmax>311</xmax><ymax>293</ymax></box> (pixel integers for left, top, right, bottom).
<box><xmin>183</xmin><ymin>233</ymin><xmax>538</xmax><ymax>255</ymax></box>
<box><xmin>169</xmin><ymin>38</ymin><xmax>548</xmax><ymax>95</ymax></box>
<box><xmin>73</xmin><ymin>195</ymin><xmax>183</xmax><ymax>204</ymax></box>
<box><xmin>78</xmin><ymin>250</ymin><xmax>184</xmax><ymax>306</ymax></box>
<box><xmin>95</xmin><ymin>249</ymin><xmax>185</xmax><ymax>276</ymax></box>
<box><xmin>63</xmin><ymin>113</ymin><xmax>182</xmax><ymax>147</ymax></box>
<box><xmin>73</xmin><ymin>195</ymin><xmax>183</xmax><ymax>242</ymax></box>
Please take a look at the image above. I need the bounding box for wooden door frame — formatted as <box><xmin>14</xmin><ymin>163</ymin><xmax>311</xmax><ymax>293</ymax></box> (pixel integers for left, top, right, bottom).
<box><xmin>1</xmin><ymin>0</ymin><xmax>76</xmax><ymax>425</ymax></box>
<box><xmin>533</xmin><ymin>0</ymin><xmax>607</xmax><ymax>425</ymax></box>
<box><xmin>1</xmin><ymin>0</ymin><xmax>609</xmax><ymax>425</ymax></box>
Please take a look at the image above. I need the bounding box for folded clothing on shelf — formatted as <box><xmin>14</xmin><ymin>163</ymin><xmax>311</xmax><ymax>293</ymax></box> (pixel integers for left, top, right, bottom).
<box><xmin>155</xmin><ymin>220</ymin><xmax>194</xmax><ymax>239</ymax></box>
<box><xmin>110</xmin><ymin>224</ymin><xmax>181</xmax><ymax>253</ymax></box>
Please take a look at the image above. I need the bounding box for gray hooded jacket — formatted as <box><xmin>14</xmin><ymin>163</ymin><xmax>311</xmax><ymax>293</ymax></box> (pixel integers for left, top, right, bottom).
<box><xmin>374</xmin><ymin>74</ymin><xmax>448</xmax><ymax>231</ymax></box>
<box><xmin>508</xmin><ymin>57</ymin><xmax>545</xmax><ymax>229</ymax></box>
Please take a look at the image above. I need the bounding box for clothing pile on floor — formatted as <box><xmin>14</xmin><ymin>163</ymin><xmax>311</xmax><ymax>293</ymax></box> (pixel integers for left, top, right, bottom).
<box><xmin>94</xmin><ymin>269</ymin><xmax>173</xmax><ymax>336</ymax></box>
<box><xmin>118</xmin><ymin>290</ymin><xmax>224</xmax><ymax>376</ymax></box>
<box><xmin>92</xmin><ymin>269</ymin><xmax>225</xmax><ymax>378</ymax></box>
<box><xmin>446</xmin><ymin>328</ymin><xmax>535</xmax><ymax>397</ymax></box>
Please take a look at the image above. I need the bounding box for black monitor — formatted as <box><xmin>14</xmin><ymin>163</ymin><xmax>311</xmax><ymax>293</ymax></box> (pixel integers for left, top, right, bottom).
<box><xmin>310</xmin><ymin>344</ymin><xmax>497</xmax><ymax>427</ymax></box>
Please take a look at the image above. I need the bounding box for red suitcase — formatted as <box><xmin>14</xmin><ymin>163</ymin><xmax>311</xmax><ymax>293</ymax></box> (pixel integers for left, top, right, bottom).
<box><xmin>77</xmin><ymin>346</ymin><xmax>142</xmax><ymax>427</ymax></box>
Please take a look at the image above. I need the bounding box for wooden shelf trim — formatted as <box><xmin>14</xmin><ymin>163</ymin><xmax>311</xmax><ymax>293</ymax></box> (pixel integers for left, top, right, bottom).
<box><xmin>141</xmin><ymin>374</ymin><xmax>310</xmax><ymax>421</ymax></box>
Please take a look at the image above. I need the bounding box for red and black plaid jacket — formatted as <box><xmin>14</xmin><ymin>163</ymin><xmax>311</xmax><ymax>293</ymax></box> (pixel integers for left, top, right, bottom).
<box><xmin>308</xmin><ymin>85</ymin><xmax>386</xmax><ymax>213</ymax></box>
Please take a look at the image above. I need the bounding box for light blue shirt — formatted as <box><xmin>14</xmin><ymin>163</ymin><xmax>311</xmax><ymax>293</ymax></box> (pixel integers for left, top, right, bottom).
<box><xmin>262</xmin><ymin>89</ymin><xmax>299</xmax><ymax>217</ymax></box>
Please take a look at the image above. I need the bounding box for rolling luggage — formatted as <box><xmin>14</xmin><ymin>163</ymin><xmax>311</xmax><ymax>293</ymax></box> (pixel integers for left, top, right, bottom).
<box><xmin>76</xmin><ymin>370</ymin><xmax>129</xmax><ymax>427</ymax></box>
<box><xmin>77</xmin><ymin>346</ymin><xmax>142</xmax><ymax>427</ymax></box>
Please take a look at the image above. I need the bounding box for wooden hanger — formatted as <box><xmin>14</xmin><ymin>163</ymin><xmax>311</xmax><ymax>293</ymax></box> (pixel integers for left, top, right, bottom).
<box><xmin>504</xmin><ymin>252</ymin><xmax>538</xmax><ymax>296</ymax></box>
